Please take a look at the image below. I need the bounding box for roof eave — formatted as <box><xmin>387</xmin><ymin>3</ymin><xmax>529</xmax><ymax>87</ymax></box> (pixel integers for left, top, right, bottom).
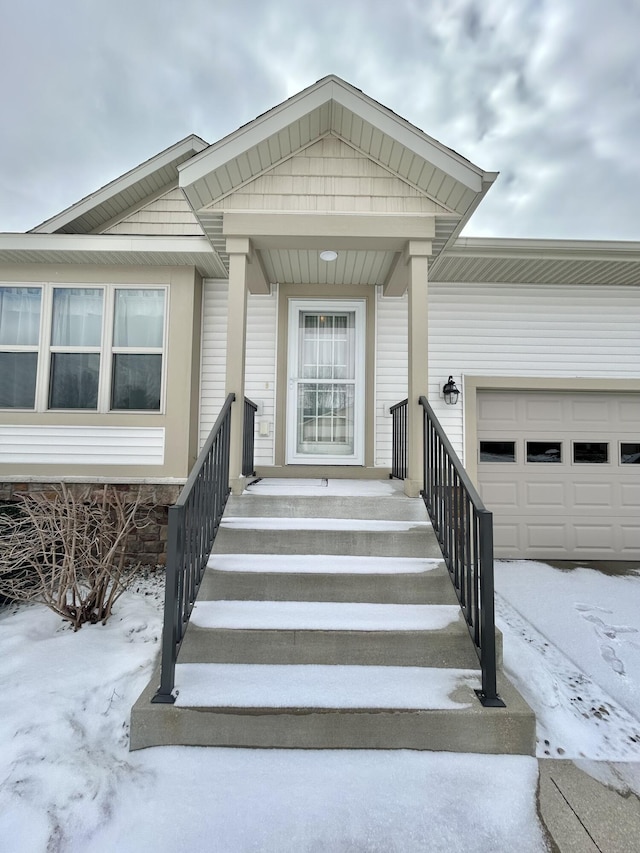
<box><xmin>31</xmin><ymin>135</ymin><xmax>209</xmax><ymax>235</ymax></box>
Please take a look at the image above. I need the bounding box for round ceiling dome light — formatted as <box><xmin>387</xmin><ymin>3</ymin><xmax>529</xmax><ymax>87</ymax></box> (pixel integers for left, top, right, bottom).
<box><xmin>320</xmin><ymin>250</ymin><xmax>338</xmax><ymax>262</ymax></box>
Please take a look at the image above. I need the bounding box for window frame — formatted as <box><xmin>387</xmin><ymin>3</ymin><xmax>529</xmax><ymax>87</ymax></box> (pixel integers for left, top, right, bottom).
<box><xmin>0</xmin><ymin>282</ymin><xmax>168</xmax><ymax>414</ymax></box>
<box><xmin>0</xmin><ymin>284</ymin><xmax>44</xmax><ymax>410</ymax></box>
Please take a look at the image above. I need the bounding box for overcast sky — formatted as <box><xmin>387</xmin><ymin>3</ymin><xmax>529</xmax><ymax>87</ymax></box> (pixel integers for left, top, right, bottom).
<box><xmin>2</xmin><ymin>0</ymin><xmax>640</xmax><ymax>240</ymax></box>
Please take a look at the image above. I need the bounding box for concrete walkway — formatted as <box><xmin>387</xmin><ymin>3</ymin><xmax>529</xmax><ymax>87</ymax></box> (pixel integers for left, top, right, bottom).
<box><xmin>538</xmin><ymin>759</ymin><xmax>640</xmax><ymax>852</ymax></box>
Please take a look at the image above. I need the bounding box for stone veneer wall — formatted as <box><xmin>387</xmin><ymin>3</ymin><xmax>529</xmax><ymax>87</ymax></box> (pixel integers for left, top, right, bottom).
<box><xmin>0</xmin><ymin>482</ymin><xmax>182</xmax><ymax>567</ymax></box>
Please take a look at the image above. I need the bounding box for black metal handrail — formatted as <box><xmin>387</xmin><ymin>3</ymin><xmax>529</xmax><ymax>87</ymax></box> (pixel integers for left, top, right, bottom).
<box><xmin>389</xmin><ymin>398</ymin><xmax>408</xmax><ymax>480</ymax></box>
<box><xmin>242</xmin><ymin>397</ymin><xmax>258</xmax><ymax>477</ymax></box>
<box><xmin>418</xmin><ymin>395</ymin><xmax>505</xmax><ymax>708</ymax></box>
<box><xmin>152</xmin><ymin>393</ymin><xmax>235</xmax><ymax>703</ymax></box>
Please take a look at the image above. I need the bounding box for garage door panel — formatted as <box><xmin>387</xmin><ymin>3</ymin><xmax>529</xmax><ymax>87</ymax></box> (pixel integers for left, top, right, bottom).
<box><xmin>478</xmin><ymin>479</ymin><xmax>518</xmax><ymax>508</ymax></box>
<box><xmin>525</xmin><ymin>481</ymin><xmax>565</xmax><ymax>508</ymax></box>
<box><xmin>477</xmin><ymin>390</ymin><xmax>640</xmax><ymax>559</ymax></box>
<box><xmin>619</xmin><ymin>399</ymin><xmax>640</xmax><ymax>423</ymax></box>
<box><xmin>621</xmin><ymin>525</ymin><xmax>640</xmax><ymax>550</ymax></box>
<box><xmin>477</xmin><ymin>395</ymin><xmax>518</xmax><ymax>427</ymax></box>
<box><xmin>572</xmin><ymin>482</ymin><xmax>613</xmax><ymax>508</ymax></box>
<box><xmin>493</xmin><ymin>523</ymin><xmax>520</xmax><ymax>550</ymax></box>
<box><xmin>526</xmin><ymin>523</ymin><xmax>567</xmax><ymax>549</ymax></box>
<box><xmin>574</xmin><ymin>524</ymin><xmax>614</xmax><ymax>550</ymax></box>
<box><xmin>524</xmin><ymin>397</ymin><xmax>564</xmax><ymax>425</ymax></box>
<box><xmin>621</xmin><ymin>483</ymin><xmax>640</xmax><ymax>508</ymax></box>
<box><xmin>570</xmin><ymin>398</ymin><xmax>610</xmax><ymax>424</ymax></box>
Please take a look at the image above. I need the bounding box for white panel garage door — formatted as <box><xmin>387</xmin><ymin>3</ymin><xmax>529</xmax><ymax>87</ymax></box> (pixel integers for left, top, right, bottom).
<box><xmin>476</xmin><ymin>391</ymin><xmax>640</xmax><ymax>560</ymax></box>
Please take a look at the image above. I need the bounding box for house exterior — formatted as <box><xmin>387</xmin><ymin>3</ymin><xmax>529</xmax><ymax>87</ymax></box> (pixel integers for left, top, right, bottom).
<box><xmin>1</xmin><ymin>75</ymin><xmax>638</xmax><ymax>561</ymax></box>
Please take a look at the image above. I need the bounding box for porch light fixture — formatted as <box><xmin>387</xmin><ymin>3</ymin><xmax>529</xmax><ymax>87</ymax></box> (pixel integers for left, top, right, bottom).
<box><xmin>320</xmin><ymin>250</ymin><xmax>338</xmax><ymax>262</ymax></box>
<box><xmin>443</xmin><ymin>376</ymin><xmax>460</xmax><ymax>405</ymax></box>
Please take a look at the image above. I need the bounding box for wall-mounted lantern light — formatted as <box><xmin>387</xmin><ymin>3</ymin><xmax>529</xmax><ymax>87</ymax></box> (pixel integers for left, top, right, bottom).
<box><xmin>443</xmin><ymin>376</ymin><xmax>460</xmax><ymax>405</ymax></box>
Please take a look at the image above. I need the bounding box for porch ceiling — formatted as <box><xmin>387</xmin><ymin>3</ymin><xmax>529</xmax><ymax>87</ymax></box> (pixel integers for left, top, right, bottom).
<box><xmin>260</xmin><ymin>248</ymin><xmax>394</xmax><ymax>286</ymax></box>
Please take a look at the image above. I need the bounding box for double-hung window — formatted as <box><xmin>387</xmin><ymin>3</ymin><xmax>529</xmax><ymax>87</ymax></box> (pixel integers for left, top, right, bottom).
<box><xmin>0</xmin><ymin>286</ymin><xmax>42</xmax><ymax>408</ymax></box>
<box><xmin>111</xmin><ymin>289</ymin><xmax>164</xmax><ymax>411</ymax></box>
<box><xmin>49</xmin><ymin>287</ymin><xmax>103</xmax><ymax>409</ymax></box>
<box><xmin>0</xmin><ymin>283</ymin><xmax>166</xmax><ymax>412</ymax></box>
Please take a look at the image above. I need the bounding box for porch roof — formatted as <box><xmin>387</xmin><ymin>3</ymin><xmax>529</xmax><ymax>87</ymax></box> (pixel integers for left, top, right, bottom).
<box><xmin>177</xmin><ymin>76</ymin><xmax>498</xmax><ymax>271</ymax></box>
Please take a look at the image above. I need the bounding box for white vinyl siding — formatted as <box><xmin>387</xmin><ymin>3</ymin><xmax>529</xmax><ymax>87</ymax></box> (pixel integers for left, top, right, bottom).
<box><xmin>429</xmin><ymin>282</ymin><xmax>640</xmax><ymax>461</ymax></box>
<box><xmin>199</xmin><ymin>280</ymin><xmax>228</xmax><ymax>447</ymax></box>
<box><xmin>199</xmin><ymin>280</ymin><xmax>277</xmax><ymax>465</ymax></box>
<box><xmin>103</xmin><ymin>188</ymin><xmax>205</xmax><ymax>236</ymax></box>
<box><xmin>245</xmin><ymin>286</ymin><xmax>277</xmax><ymax>465</ymax></box>
<box><xmin>0</xmin><ymin>425</ymin><xmax>164</xmax><ymax>465</ymax></box>
<box><xmin>375</xmin><ymin>288</ymin><xmax>407</xmax><ymax>466</ymax></box>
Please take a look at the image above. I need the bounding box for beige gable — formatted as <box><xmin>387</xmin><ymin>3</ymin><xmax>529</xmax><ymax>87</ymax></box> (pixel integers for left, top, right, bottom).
<box><xmin>102</xmin><ymin>188</ymin><xmax>205</xmax><ymax>236</ymax></box>
<box><xmin>210</xmin><ymin>136</ymin><xmax>453</xmax><ymax>214</ymax></box>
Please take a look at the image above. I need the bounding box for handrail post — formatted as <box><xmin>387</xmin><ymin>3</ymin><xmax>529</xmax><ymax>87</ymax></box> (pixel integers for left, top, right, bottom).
<box><xmin>153</xmin><ymin>504</ymin><xmax>182</xmax><ymax>703</ymax></box>
<box><xmin>152</xmin><ymin>393</ymin><xmax>235</xmax><ymax>704</ymax></box>
<box><xmin>476</xmin><ymin>510</ymin><xmax>504</xmax><ymax>706</ymax></box>
<box><xmin>416</xmin><ymin>394</ymin><xmax>505</xmax><ymax>709</ymax></box>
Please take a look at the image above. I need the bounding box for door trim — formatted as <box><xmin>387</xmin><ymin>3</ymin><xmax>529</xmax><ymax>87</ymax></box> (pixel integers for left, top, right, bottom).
<box><xmin>286</xmin><ymin>298</ymin><xmax>366</xmax><ymax>465</ymax></box>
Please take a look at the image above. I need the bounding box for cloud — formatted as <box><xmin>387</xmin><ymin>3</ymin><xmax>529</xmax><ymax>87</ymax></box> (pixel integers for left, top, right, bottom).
<box><xmin>1</xmin><ymin>0</ymin><xmax>640</xmax><ymax>239</ymax></box>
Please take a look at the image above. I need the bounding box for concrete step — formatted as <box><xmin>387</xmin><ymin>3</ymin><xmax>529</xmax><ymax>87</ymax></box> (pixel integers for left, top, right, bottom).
<box><xmin>212</xmin><ymin>525</ymin><xmax>440</xmax><ymax>558</ymax></box>
<box><xmin>179</xmin><ymin>597</ymin><xmax>481</xmax><ymax>667</ymax></box>
<box><xmin>130</xmin><ymin>665</ymin><xmax>535</xmax><ymax>753</ymax></box>
<box><xmin>225</xmin><ymin>493</ymin><xmax>428</xmax><ymax>522</ymax></box>
<box><xmin>129</xmin><ymin>481</ymin><xmax>533</xmax><ymax>756</ymax></box>
<box><xmin>200</xmin><ymin>560</ymin><xmax>456</xmax><ymax>604</ymax></box>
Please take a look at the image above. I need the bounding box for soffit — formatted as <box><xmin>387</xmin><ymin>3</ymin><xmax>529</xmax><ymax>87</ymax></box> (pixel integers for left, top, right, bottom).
<box><xmin>31</xmin><ymin>136</ymin><xmax>209</xmax><ymax>235</ymax></box>
<box><xmin>0</xmin><ymin>234</ymin><xmax>226</xmax><ymax>278</ymax></box>
<box><xmin>434</xmin><ymin>238</ymin><xmax>640</xmax><ymax>286</ymax></box>
<box><xmin>260</xmin><ymin>249</ymin><xmax>394</xmax><ymax>286</ymax></box>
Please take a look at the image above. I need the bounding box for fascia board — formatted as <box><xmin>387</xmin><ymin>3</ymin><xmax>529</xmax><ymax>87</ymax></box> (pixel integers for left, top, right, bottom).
<box><xmin>450</xmin><ymin>236</ymin><xmax>640</xmax><ymax>261</ymax></box>
<box><xmin>32</xmin><ymin>136</ymin><xmax>209</xmax><ymax>234</ymax></box>
<box><xmin>0</xmin><ymin>233</ymin><xmax>215</xmax><ymax>255</ymax></box>
<box><xmin>179</xmin><ymin>76</ymin><xmax>486</xmax><ymax>194</ymax></box>
<box><xmin>178</xmin><ymin>79</ymin><xmax>338</xmax><ymax>189</ymax></box>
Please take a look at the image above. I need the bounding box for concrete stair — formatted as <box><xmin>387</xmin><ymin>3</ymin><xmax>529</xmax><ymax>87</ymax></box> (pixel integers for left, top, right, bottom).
<box><xmin>130</xmin><ymin>482</ymin><xmax>535</xmax><ymax>753</ymax></box>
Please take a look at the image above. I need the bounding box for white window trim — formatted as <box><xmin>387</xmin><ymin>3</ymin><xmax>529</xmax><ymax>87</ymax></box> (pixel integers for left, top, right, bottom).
<box><xmin>0</xmin><ymin>282</ymin><xmax>168</xmax><ymax>414</ymax></box>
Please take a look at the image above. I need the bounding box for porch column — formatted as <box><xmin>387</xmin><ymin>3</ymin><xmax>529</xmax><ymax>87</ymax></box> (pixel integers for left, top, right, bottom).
<box><xmin>225</xmin><ymin>241</ymin><xmax>249</xmax><ymax>495</ymax></box>
<box><xmin>405</xmin><ymin>241</ymin><xmax>431</xmax><ymax>497</ymax></box>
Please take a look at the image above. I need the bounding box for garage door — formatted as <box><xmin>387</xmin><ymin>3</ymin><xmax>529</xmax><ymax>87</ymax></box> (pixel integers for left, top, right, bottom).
<box><xmin>476</xmin><ymin>391</ymin><xmax>640</xmax><ymax>560</ymax></box>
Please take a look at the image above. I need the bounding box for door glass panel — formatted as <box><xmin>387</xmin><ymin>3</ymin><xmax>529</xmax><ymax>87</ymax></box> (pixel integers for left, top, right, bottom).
<box><xmin>621</xmin><ymin>443</ymin><xmax>640</xmax><ymax>464</ymax></box>
<box><xmin>296</xmin><ymin>311</ymin><xmax>356</xmax><ymax>457</ymax></box>
<box><xmin>573</xmin><ymin>442</ymin><xmax>608</xmax><ymax>463</ymax></box>
<box><xmin>526</xmin><ymin>441</ymin><xmax>562</xmax><ymax>463</ymax></box>
<box><xmin>479</xmin><ymin>441</ymin><xmax>516</xmax><ymax>462</ymax></box>
<box><xmin>297</xmin><ymin>383</ymin><xmax>355</xmax><ymax>455</ymax></box>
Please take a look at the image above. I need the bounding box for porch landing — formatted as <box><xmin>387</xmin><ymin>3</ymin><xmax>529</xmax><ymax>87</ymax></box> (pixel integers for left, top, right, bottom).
<box><xmin>130</xmin><ymin>479</ymin><xmax>535</xmax><ymax>753</ymax></box>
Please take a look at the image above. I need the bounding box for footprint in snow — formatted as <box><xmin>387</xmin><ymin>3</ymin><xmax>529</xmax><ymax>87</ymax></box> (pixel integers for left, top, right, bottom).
<box><xmin>601</xmin><ymin>644</ymin><xmax>625</xmax><ymax>676</ymax></box>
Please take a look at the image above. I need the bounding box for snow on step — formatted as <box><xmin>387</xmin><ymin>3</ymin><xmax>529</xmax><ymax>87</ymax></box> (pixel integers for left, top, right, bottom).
<box><xmin>220</xmin><ymin>517</ymin><xmax>430</xmax><ymax>531</ymax></box>
<box><xmin>244</xmin><ymin>478</ymin><xmax>399</xmax><ymax>496</ymax></box>
<box><xmin>173</xmin><ymin>663</ymin><xmax>481</xmax><ymax>709</ymax></box>
<box><xmin>190</xmin><ymin>601</ymin><xmax>461</xmax><ymax>631</ymax></box>
<box><xmin>207</xmin><ymin>554</ymin><xmax>443</xmax><ymax>574</ymax></box>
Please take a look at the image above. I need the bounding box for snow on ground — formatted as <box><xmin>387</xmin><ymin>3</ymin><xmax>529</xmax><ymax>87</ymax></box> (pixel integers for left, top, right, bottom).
<box><xmin>0</xmin><ymin>574</ymin><xmax>547</xmax><ymax>852</ymax></box>
<box><xmin>495</xmin><ymin>560</ymin><xmax>640</xmax><ymax>765</ymax></box>
<box><xmin>6</xmin><ymin>551</ymin><xmax>640</xmax><ymax>850</ymax></box>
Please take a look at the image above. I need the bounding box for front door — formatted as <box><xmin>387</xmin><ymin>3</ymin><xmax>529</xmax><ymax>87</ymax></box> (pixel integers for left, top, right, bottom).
<box><xmin>286</xmin><ymin>299</ymin><xmax>365</xmax><ymax>465</ymax></box>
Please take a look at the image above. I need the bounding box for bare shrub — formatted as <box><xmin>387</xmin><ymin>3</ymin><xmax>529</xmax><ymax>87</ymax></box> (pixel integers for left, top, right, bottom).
<box><xmin>0</xmin><ymin>484</ymin><xmax>151</xmax><ymax>628</ymax></box>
